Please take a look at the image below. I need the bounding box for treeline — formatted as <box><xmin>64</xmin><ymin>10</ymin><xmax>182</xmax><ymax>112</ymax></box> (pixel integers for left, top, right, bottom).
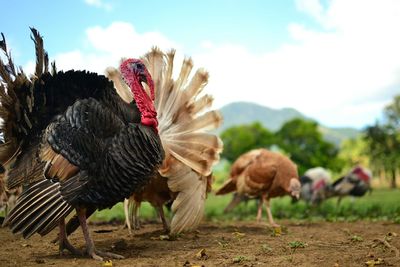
<box><xmin>220</xmin><ymin>119</ymin><xmax>342</xmax><ymax>175</ymax></box>
<box><xmin>364</xmin><ymin>95</ymin><xmax>400</xmax><ymax>188</ymax></box>
<box><xmin>220</xmin><ymin>94</ymin><xmax>400</xmax><ymax>188</ymax></box>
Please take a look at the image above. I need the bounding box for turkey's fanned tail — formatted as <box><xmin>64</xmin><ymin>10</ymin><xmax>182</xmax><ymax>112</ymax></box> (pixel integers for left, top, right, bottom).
<box><xmin>143</xmin><ymin>48</ymin><xmax>222</xmax><ymax>234</ymax></box>
<box><xmin>0</xmin><ymin>28</ymin><xmax>49</xmax><ymax>175</ymax></box>
<box><xmin>109</xmin><ymin>48</ymin><xmax>223</xmax><ymax>233</ymax></box>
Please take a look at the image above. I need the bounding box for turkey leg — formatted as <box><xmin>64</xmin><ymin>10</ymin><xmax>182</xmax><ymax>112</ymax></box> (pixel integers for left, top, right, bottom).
<box><xmin>77</xmin><ymin>207</ymin><xmax>124</xmax><ymax>260</ymax></box>
<box><xmin>132</xmin><ymin>201</ymin><xmax>141</xmax><ymax>230</ymax></box>
<box><xmin>256</xmin><ymin>195</ymin><xmax>264</xmax><ymax>222</ymax></box>
<box><xmin>263</xmin><ymin>196</ymin><xmax>280</xmax><ymax>227</ymax></box>
<box><xmin>58</xmin><ymin>218</ymin><xmax>82</xmax><ymax>256</ymax></box>
<box><xmin>156</xmin><ymin>205</ymin><xmax>170</xmax><ymax>233</ymax></box>
<box><xmin>123</xmin><ymin>199</ymin><xmax>132</xmax><ymax>234</ymax></box>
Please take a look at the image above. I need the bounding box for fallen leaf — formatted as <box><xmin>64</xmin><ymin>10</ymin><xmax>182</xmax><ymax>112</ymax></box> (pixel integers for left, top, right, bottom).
<box><xmin>103</xmin><ymin>260</ymin><xmax>113</xmax><ymax>267</ymax></box>
<box><xmin>274</xmin><ymin>227</ymin><xmax>282</xmax><ymax>236</ymax></box>
<box><xmin>159</xmin><ymin>235</ymin><xmax>170</xmax><ymax>240</ymax></box>
<box><xmin>365</xmin><ymin>258</ymin><xmax>384</xmax><ymax>266</ymax></box>
<box><xmin>232</xmin><ymin>231</ymin><xmax>246</xmax><ymax>238</ymax></box>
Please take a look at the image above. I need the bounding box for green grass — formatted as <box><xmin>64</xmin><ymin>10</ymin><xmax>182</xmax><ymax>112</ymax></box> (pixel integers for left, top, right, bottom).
<box><xmin>90</xmin><ymin>188</ymin><xmax>400</xmax><ymax>223</ymax></box>
<box><xmin>205</xmin><ymin>188</ymin><xmax>400</xmax><ymax>222</ymax></box>
<box><xmin>91</xmin><ymin>201</ymin><xmax>164</xmax><ymax>222</ymax></box>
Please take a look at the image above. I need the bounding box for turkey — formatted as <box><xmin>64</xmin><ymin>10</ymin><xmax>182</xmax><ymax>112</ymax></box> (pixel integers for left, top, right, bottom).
<box><xmin>331</xmin><ymin>165</ymin><xmax>372</xmax><ymax>205</ymax></box>
<box><xmin>215</xmin><ymin>149</ymin><xmax>300</xmax><ymax>227</ymax></box>
<box><xmin>299</xmin><ymin>167</ymin><xmax>332</xmax><ymax>205</ymax></box>
<box><xmin>53</xmin><ymin>49</ymin><xmax>222</xmax><ymax>239</ymax></box>
<box><xmin>1</xmin><ymin>28</ymin><xmax>164</xmax><ymax>260</ymax></box>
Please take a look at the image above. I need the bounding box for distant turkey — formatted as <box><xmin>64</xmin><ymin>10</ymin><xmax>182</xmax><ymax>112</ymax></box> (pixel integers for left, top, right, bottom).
<box><xmin>299</xmin><ymin>167</ymin><xmax>332</xmax><ymax>205</ymax></box>
<box><xmin>1</xmin><ymin>28</ymin><xmax>164</xmax><ymax>260</ymax></box>
<box><xmin>216</xmin><ymin>149</ymin><xmax>300</xmax><ymax>227</ymax></box>
<box><xmin>331</xmin><ymin>165</ymin><xmax>372</xmax><ymax>205</ymax></box>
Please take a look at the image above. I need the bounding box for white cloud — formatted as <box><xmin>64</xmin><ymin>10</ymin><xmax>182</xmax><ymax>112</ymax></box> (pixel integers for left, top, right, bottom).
<box><xmin>192</xmin><ymin>0</ymin><xmax>400</xmax><ymax>128</ymax></box>
<box><xmin>49</xmin><ymin>22</ymin><xmax>178</xmax><ymax>74</ymax></box>
<box><xmin>295</xmin><ymin>0</ymin><xmax>325</xmax><ymax>23</ymax></box>
<box><xmin>28</xmin><ymin>0</ymin><xmax>400</xmax><ymax>128</ymax></box>
<box><xmin>84</xmin><ymin>0</ymin><xmax>112</xmax><ymax>11</ymax></box>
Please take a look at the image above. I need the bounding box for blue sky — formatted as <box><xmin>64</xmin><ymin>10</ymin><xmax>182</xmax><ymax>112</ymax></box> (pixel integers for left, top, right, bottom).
<box><xmin>2</xmin><ymin>0</ymin><xmax>400</xmax><ymax>129</ymax></box>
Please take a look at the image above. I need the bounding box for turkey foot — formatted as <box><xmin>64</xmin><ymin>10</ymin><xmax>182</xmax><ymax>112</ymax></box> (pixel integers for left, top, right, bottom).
<box><xmin>59</xmin><ymin>238</ymin><xmax>82</xmax><ymax>256</ymax></box>
<box><xmin>86</xmin><ymin>248</ymin><xmax>125</xmax><ymax>261</ymax></box>
<box><xmin>77</xmin><ymin>208</ymin><xmax>125</xmax><ymax>261</ymax></box>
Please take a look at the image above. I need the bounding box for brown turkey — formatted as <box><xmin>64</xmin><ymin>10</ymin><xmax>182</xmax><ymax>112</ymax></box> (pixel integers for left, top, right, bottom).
<box><xmin>0</xmin><ymin>28</ymin><xmax>164</xmax><ymax>260</ymax></box>
<box><xmin>124</xmin><ymin>173</ymin><xmax>175</xmax><ymax>233</ymax></box>
<box><xmin>215</xmin><ymin>149</ymin><xmax>300</xmax><ymax>227</ymax></box>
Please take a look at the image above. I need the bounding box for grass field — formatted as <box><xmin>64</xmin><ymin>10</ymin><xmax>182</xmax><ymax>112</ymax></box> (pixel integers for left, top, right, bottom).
<box><xmin>92</xmin><ymin>188</ymin><xmax>400</xmax><ymax>224</ymax></box>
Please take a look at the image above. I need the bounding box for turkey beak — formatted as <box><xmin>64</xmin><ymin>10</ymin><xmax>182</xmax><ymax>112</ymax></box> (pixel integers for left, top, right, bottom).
<box><xmin>291</xmin><ymin>189</ymin><xmax>300</xmax><ymax>199</ymax></box>
<box><xmin>139</xmin><ymin>74</ymin><xmax>148</xmax><ymax>87</ymax></box>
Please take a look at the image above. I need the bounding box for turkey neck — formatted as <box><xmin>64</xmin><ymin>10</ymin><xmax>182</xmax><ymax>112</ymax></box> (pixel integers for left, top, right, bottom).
<box><xmin>126</xmin><ymin>77</ymin><xmax>158</xmax><ymax>131</ymax></box>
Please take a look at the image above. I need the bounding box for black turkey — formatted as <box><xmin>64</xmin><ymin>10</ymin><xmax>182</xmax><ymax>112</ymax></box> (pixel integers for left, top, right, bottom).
<box><xmin>1</xmin><ymin>28</ymin><xmax>164</xmax><ymax>260</ymax></box>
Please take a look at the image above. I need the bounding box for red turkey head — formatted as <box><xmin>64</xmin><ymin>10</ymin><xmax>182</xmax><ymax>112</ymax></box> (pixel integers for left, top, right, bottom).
<box><xmin>119</xmin><ymin>58</ymin><xmax>158</xmax><ymax>131</ymax></box>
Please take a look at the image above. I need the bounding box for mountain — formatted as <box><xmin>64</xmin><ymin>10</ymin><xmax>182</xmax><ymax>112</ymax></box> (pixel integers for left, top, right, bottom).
<box><xmin>219</xmin><ymin>102</ymin><xmax>360</xmax><ymax>146</ymax></box>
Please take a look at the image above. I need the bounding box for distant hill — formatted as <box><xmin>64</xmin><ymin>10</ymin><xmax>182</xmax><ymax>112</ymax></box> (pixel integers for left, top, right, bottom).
<box><xmin>219</xmin><ymin>102</ymin><xmax>360</xmax><ymax>146</ymax></box>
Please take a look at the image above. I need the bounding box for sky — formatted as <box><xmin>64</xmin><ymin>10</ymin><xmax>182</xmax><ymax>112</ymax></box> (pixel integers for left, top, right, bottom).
<box><xmin>1</xmin><ymin>0</ymin><xmax>400</xmax><ymax>129</ymax></box>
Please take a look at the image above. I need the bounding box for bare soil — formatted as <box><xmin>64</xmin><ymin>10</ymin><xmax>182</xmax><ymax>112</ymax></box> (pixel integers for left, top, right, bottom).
<box><xmin>0</xmin><ymin>220</ymin><xmax>399</xmax><ymax>267</ymax></box>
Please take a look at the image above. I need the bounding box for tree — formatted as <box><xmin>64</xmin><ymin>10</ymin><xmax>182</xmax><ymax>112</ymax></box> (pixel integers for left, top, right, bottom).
<box><xmin>384</xmin><ymin>95</ymin><xmax>400</xmax><ymax>128</ymax></box>
<box><xmin>363</xmin><ymin>95</ymin><xmax>400</xmax><ymax>188</ymax></box>
<box><xmin>338</xmin><ymin>136</ymin><xmax>370</xmax><ymax>172</ymax></box>
<box><xmin>364</xmin><ymin>123</ymin><xmax>400</xmax><ymax>188</ymax></box>
<box><xmin>220</xmin><ymin>122</ymin><xmax>275</xmax><ymax>162</ymax></box>
<box><xmin>276</xmin><ymin>118</ymin><xmax>342</xmax><ymax>175</ymax></box>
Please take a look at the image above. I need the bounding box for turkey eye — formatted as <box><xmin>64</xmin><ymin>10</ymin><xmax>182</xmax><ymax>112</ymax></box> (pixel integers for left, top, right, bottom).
<box><xmin>130</xmin><ymin>62</ymin><xmax>144</xmax><ymax>72</ymax></box>
<box><xmin>136</xmin><ymin>64</ymin><xmax>144</xmax><ymax>71</ymax></box>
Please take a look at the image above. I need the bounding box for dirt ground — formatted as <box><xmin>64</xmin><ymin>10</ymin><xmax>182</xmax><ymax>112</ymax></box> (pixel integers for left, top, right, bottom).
<box><xmin>0</xmin><ymin>220</ymin><xmax>399</xmax><ymax>267</ymax></box>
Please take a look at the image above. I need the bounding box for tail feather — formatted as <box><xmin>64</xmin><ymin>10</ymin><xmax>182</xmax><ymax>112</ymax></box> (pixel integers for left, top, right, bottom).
<box><xmin>4</xmin><ymin>179</ymin><xmax>73</xmax><ymax>238</ymax></box>
<box><xmin>30</xmin><ymin>27</ymin><xmax>48</xmax><ymax>78</ymax></box>
<box><xmin>215</xmin><ymin>178</ymin><xmax>236</xmax><ymax>195</ymax></box>
<box><xmin>0</xmin><ymin>32</ymin><xmax>16</xmax><ymax>84</ymax></box>
<box><xmin>187</xmin><ymin>95</ymin><xmax>214</xmax><ymax>117</ymax></box>
<box><xmin>158</xmin><ymin>58</ymin><xmax>193</xmax><ymax>124</ymax></box>
<box><xmin>174</xmin><ymin>110</ymin><xmax>222</xmax><ymax>134</ymax></box>
<box><xmin>167</xmin><ymin>144</ymin><xmax>218</xmax><ymax>176</ymax></box>
<box><xmin>141</xmin><ymin>47</ymin><xmax>165</xmax><ymax>97</ymax></box>
<box><xmin>164</xmin><ymin>159</ymin><xmax>207</xmax><ymax>234</ymax></box>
